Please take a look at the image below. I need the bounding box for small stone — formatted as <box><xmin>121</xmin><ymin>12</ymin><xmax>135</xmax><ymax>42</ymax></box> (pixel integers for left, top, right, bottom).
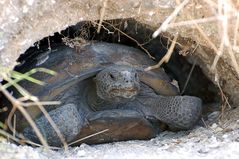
<box><xmin>22</xmin><ymin>6</ymin><xmax>29</xmax><ymax>13</ymax></box>
<box><xmin>235</xmin><ymin>137</ymin><xmax>239</xmax><ymax>142</ymax></box>
<box><xmin>76</xmin><ymin>150</ymin><xmax>86</xmax><ymax>157</ymax></box>
<box><xmin>26</xmin><ymin>0</ymin><xmax>34</xmax><ymax>6</ymax></box>
<box><xmin>148</xmin><ymin>11</ymin><xmax>154</xmax><ymax>16</ymax></box>
<box><xmin>198</xmin><ymin>148</ymin><xmax>209</xmax><ymax>154</ymax></box>
<box><xmin>222</xmin><ymin>134</ymin><xmax>228</xmax><ymax>139</ymax></box>
<box><xmin>210</xmin><ymin>123</ymin><xmax>218</xmax><ymax>129</ymax></box>
<box><xmin>215</xmin><ymin>127</ymin><xmax>223</xmax><ymax>132</ymax></box>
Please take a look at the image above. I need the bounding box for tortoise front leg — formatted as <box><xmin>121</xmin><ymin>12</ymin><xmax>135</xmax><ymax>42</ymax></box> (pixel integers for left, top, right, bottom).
<box><xmin>138</xmin><ymin>95</ymin><xmax>202</xmax><ymax>130</ymax></box>
<box><xmin>23</xmin><ymin>104</ymin><xmax>86</xmax><ymax>147</ymax></box>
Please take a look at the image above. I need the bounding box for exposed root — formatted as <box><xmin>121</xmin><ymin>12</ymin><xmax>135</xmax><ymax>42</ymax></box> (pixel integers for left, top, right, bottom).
<box><xmin>92</xmin><ymin>20</ymin><xmax>155</xmax><ymax>59</ymax></box>
<box><xmin>145</xmin><ymin>34</ymin><xmax>178</xmax><ymax>71</ymax></box>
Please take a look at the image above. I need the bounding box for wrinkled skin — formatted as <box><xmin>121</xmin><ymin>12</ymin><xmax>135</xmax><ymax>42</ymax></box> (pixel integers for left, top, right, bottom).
<box><xmin>9</xmin><ymin>42</ymin><xmax>202</xmax><ymax>147</ymax></box>
<box><xmin>95</xmin><ymin>65</ymin><xmax>140</xmax><ymax>103</ymax></box>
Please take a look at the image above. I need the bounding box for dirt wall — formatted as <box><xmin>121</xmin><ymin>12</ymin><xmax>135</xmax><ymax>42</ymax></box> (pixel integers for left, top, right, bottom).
<box><xmin>0</xmin><ymin>0</ymin><xmax>238</xmax><ymax>108</ymax></box>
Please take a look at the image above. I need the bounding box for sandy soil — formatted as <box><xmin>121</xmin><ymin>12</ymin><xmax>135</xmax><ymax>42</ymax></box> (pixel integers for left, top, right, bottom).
<box><xmin>1</xmin><ymin>124</ymin><xmax>239</xmax><ymax>159</ymax></box>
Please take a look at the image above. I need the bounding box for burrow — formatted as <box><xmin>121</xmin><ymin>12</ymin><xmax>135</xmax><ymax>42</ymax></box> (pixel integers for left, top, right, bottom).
<box><xmin>0</xmin><ymin>19</ymin><xmax>236</xmax><ymax>144</ymax></box>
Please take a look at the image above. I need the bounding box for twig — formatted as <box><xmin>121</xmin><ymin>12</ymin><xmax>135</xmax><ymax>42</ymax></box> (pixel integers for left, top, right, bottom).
<box><xmin>222</xmin><ymin>1</ymin><xmax>239</xmax><ymax>77</ymax></box>
<box><xmin>226</xmin><ymin>42</ymin><xmax>239</xmax><ymax>78</ymax></box>
<box><xmin>201</xmin><ymin>118</ymin><xmax>209</xmax><ymax>129</ymax></box>
<box><xmin>24</xmin><ymin>140</ymin><xmax>62</xmax><ymax>150</ymax></box>
<box><xmin>211</xmin><ymin>38</ymin><xmax>224</xmax><ymax>70</ymax></box>
<box><xmin>193</xmin><ymin>22</ymin><xmax>218</xmax><ymax>53</ymax></box>
<box><xmin>233</xmin><ymin>13</ymin><xmax>239</xmax><ymax>48</ymax></box>
<box><xmin>214</xmin><ymin>0</ymin><xmax>239</xmax><ymax>77</ymax></box>
<box><xmin>0</xmin><ymin>129</ymin><xmax>22</xmax><ymax>144</ymax></box>
<box><xmin>21</xmin><ymin>101</ymin><xmax>61</xmax><ymax>107</ymax></box>
<box><xmin>1</xmin><ymin>67</ymin><xmax>67</xmax><ymax>149</ymax></box>
<box><xmin>0</xmin><ymin>131</ymin><xmax>62</xmax><ymax>150</ymax></box>
<box><xmin>68</xmin><ymin>129</ymin><xmax>109</xmax><ymax>146</ymax></box>
<box><xmin>152</xmin><ymin>0</ymin><xmax>190</xmax><ymax>38</ymax></box>
<box><xmin>47</xmin><ymin>37</ymin><xmax>51</xmax><ymax>50</ymax></box>
<box><xmin>7</xmin><ymin>106</ymin><xmax>17</xmax><ymax>136</ymax></box>
<box><xmin>167</xmin><ymin>14</ymin><xmax>237</xmax><ymax>29</ymax></box>
<box><xmin>145</xmin><ymin>34</ymin><xmax>178</xmax><ymax>71</ymax></box>
<box><xmin>6</xmin><ymin>96</ymin><xmax>67</xmax><ymax>150</ymax></box>
<box><xmin>97</xmin><ymin>0</ymin><xmax>108</xmax><ymax>33</ymax></box>
<box><xmin>181</xmin><ymin>59</ymin><xmax>197</xmax><ymax>95</ymax></box>
<box><xmin>214</xmin><ymin>72</ymin><xmax>231</xmax><ymax>120</ymax></box>
<box><xmin>33</xmin><ymin>100</ymin><xmax>68</xmax><ymax>150</ymax></box>
<box><xmin>13</xmin><ymin>114</ymin><xmax>16</xmax><ymax>138</ymax></box>
<box><xmin>189</xmin><ymin>16</ymin><xmax>233</xmax><ymax>77</ymax></box>
<box><xmin>93</xmin><ymin>21</ymin><xmax>155</xmax><ymax>59</ymax></box>
<box><xmin>0</xmin><ymin>84</ymin><xmax>49</xmax><ymax>149</ymax></box>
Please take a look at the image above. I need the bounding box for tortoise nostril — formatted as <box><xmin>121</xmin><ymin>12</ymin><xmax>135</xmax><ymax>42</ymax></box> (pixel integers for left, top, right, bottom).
<box><xmin>126</xmin><ymin>80</ymin><xmax>129</xmax><ymax>83</ymax></box>
<box><xmin>135</xmin><ymin>73</ymin><xmax>138</xmax><ymax>78</ymax></box>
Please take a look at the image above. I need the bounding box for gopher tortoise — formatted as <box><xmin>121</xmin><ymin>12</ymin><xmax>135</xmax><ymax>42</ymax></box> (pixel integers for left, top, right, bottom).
<box><xmin>10</xmin><ymin>42</ymin><xmax>202</xmax><ymax>146</ymax></box>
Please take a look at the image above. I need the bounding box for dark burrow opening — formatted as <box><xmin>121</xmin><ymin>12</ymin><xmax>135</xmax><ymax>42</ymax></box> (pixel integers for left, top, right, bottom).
<box><xmin>17</xmin><ymin>19</ymin><xmax>220</xmax><ymax>115</ymax></box>
<box><xmin>0</xmin><ymin>19</ymin><xmax>221</xmax><ymax>145</ymax></box>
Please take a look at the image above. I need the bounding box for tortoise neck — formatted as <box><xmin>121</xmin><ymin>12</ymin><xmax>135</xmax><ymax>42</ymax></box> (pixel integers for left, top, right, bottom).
<box><xmin>85</xmin><ymin>79</ymin><xmax>119</xmax><ymax>111</ymax></box>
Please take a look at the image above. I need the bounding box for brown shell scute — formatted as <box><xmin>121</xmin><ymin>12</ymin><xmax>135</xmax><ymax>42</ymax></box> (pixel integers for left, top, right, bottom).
<box><xmin>24</xmin><ymin>42</ymin><xmax>176</xmax><ymax>100</ymax></box>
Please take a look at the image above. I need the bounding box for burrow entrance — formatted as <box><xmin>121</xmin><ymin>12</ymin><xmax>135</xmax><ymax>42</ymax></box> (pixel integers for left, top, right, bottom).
<box><xmin>1</xmin><ymin>19</ymin><xmax>223</xmax><ymax>144</ymax></box>
<box><xmin>18</xmin><ymin>19</ymin><xmax>221</xmax><ymax>118</ymax></box>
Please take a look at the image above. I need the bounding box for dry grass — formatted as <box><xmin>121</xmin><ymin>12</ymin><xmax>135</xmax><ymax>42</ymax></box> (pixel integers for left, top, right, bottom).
<box><xmin>0</xmin><ymin>67</ymin><xmax>68</xmax><ymax>150</ymax></box>
<box><xmin>153</xmin><ymin>0</ymin><xmax>239</xmax><ymax>78</ymax></box>
<box><xmin>150</xmin><ymin>0</ymin><xmax>238</xmax><ymax>117</ymax></box>
<box><xmin>97</xmin><ymin>0</ymin><xmax>109</xmax><ymax>33</ymax></box>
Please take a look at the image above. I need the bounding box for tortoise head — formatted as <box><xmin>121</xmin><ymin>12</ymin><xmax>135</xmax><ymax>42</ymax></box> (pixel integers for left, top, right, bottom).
<box><xmin>95</xmin><ymin>65</ymin><xmax>140</xmax><ymax>103</ymax></box>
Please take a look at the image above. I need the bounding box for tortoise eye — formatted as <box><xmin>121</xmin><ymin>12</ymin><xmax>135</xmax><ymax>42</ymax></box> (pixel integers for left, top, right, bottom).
<box><xmin>109</xmin><ymin>73</ymin><xmax>115</xmax><ymax>80</ymax></box>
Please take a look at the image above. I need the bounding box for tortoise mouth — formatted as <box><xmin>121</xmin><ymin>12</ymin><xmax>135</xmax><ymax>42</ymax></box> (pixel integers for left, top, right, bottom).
<box><xmin>109</xmin><ymin>88</ymin><xmax>139</xmax><ymax>98</ymax></box>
